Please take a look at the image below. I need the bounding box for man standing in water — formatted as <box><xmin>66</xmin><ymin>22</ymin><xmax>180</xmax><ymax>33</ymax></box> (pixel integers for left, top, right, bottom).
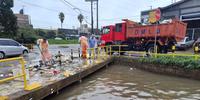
<box><xmin>37</xmin><ymin>38</ymin><xmax>52</xmax><ymax>64</ymax></box>
<box><xmin>79</xmin><ymin>35</ymin><xmax>88</xmax><ymax>59</ymax></box>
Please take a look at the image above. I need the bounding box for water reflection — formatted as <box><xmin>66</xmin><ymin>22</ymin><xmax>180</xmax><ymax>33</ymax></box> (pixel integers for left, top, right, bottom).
<box><xmin>46</xmin><ymin>65</ymin><xmax>200</xmax><ymax>100</ymax></box>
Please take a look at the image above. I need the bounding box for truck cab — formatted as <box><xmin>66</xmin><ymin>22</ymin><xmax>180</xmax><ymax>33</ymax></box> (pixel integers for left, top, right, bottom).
<box><xmin>100</xmin><ymin>25</ymin><xmax>114</xmax><ymax>46</ymax></box>
<box><xmin>100</xmin><ymin>23</ymin><xmax>126</xmax><ymax>46</ymax></box>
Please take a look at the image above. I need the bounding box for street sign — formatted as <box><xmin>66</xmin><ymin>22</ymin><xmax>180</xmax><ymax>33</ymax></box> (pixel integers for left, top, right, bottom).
<box><xmin>85</xmin><ymin>0</ymin><xmax>98</xmax><ymax>2</ymax></box>
<box><xmin>155</xmin><ymin>9</ymin><xmax>161</xmax><ymax>21</ymax></box>
<box><xmin>148</xmin><ymin>8</ymin><xmax>161</xmax><ymax>23</ymax></box>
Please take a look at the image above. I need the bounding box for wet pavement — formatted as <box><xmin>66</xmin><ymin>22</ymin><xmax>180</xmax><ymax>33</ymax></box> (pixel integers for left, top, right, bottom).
<box><xmin>0</xmin><ymin>44</ymin><xmax>111</xmax><ymax>97</ymax></box>
<box><xmin>24</xmin><ymin>44</ymin><xmax>80</xmax><ymax>66</ymax></box>
<box><xmin>46</xmin><ymin>65</ymin><xmax>200</xmax><ymax>100</ymax></box>
<box><xmin>0</xmin><ymin>44</ymin><xmax>86</xmax><ymax>96</ymax></box>
<box><xmin>0</xmin><ymin>44</ymin><xmax>80</xmax><ymax>78</ymax></box>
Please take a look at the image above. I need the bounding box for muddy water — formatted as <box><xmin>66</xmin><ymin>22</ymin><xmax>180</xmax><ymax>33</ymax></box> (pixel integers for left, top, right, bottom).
<box><xmin>45</xmin><ymin>65</ymin><xmax>200</xmax><ymax>100</ymax></box>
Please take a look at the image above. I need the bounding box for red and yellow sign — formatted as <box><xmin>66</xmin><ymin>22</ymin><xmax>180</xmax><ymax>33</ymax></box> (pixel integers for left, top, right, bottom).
<box><xmin>148</xmin><ymin>9</ymin><xmax>161</xmax><ymax>23</ymax></box>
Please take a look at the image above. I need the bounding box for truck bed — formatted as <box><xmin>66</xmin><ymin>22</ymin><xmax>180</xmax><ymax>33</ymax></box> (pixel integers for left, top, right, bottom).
<box><xmin>126</xmin><ymin>20</ymin><xmax>187</xmax><ymax>42</ymax></box>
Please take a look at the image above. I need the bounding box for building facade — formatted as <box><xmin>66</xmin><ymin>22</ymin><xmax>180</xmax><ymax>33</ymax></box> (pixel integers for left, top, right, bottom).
<box><xmin>141</xmin><ymin>0</ymin><xmax>200</xmax><ymax>40</ymax></box>
<box><xmin>15</xmin><ymin>14</ymin><xmax>32</xmax><ymax>28</ymax></box>
<box><xmin>78</xmin><ymin>24</ymin><xmax>91</xmax><ymax>36</ymax></box>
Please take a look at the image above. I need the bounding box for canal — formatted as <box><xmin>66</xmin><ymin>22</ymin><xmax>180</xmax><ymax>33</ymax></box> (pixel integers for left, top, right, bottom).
<box><xmin>45</xmin><ymin>64</ymin><xmax>200</xmax><ymax>100</ymax></box>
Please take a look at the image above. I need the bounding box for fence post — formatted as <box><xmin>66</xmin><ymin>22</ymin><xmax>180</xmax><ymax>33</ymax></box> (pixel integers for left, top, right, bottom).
<box><xmin>128</xmin><ymin>51</ymin><xmax>131</xmax><ymax>57</ymax></box>
<box><xmin>78</xmin><ymin>48</ymin><xmax>81</xmax><ymax>58</ymax></box>
<box><xmin>119</xmin><ymin>45</ymin><xmax>121</xmax><ymax>56</ymax></box>
<box><xmin>71</xmin><ymin>49</ymin><xmax>73</xmax><ymax>61</ymax></box>
<box><xmin>19</xmin><ymin>58</ymin><xmax>28</xmax><ymax>89</ymax></box>
<box><xmin>97</xmin><ymin>47</ymin><xmax>99</xmax><ymax>59</ymax></box>
<box><xmin>195</xmin><ymin>54</ymin><xmax>198</xmax><ymax>60</ymax></box>
<box><xmin>172</xmin><ymin>45</ymin><xmax>176</xmax><ymax>58</ymax></box>
<box><xmin>154</xmin><ymin>46</ymin><xmax>158</xmax><ymax>58</ymax></box>
<box><xmin>194</xmin><ymin>45</ymin><xmax>199</xmax><ymax>60</ymax></box>
<box><xmin>92</xmin><ymin>48</ymin><xmax>95</xmax><ymax>59</ymax></box>
<box><xmin>106</xmin><ymin>46</ymin><xmax>108</xmax><ymax>57</ymax></box>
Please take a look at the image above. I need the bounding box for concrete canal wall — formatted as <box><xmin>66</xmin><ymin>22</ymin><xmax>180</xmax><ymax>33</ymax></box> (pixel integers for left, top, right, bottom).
<box><xmin>8</xmin><ymin>58</ymin><xmax>113</xmax><ymax>100</ymax></box>
<box><xmin>114</xmin><ymin>56</ymin><xmax>200</xmax><ymax>81</ymax></box>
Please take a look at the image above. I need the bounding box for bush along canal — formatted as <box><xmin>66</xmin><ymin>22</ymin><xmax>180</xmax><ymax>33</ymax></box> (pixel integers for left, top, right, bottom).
<box><xmin>1</xmin><ymin>55</ymin><xmax>200</xmax><ymax>100</ymax></box>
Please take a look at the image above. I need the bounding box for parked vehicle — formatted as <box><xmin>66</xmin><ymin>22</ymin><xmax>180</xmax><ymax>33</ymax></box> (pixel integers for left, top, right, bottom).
<box><xmin>0</xmin><ymin>38</ymin><xmax>29</xmax><ymax>59</ymax></box>
<box><xmin>175</xmin><ymin>37</ymin><xmax>194</xmax><ymax>50</ymax></box>
<box><xmin>100</xmin><ymin>19</ymin><xmax>187</xmax><ymax>54</ymax></box>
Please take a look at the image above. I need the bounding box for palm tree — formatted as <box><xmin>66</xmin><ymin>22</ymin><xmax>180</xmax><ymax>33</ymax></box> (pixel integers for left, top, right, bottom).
<box><xmin>78</xmin><ymin>14</ymin><xmax>84</xmax><ymax>33</ymax></box>
<box><xmin>78</xmin><ymin>14</ymin><xmax>84</xmax><ymax>24</ymax></box>
<box><xmin>59</xmin><ymin>12</ymin><xmax>65</xmax><ymax>28</ymax></box>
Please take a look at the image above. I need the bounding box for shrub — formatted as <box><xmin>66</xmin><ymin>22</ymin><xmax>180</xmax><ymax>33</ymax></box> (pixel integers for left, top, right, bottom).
<box><xmin>139</xmin><ymin>56</ymin><xmax>200</xmax><ymax>69</ymax></box>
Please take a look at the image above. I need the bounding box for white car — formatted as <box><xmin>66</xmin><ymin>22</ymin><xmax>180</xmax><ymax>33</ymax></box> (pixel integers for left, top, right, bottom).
<box><xmin>175</xmin><ymin>37</ymin><xmax>194</xmax><ymax>50</ymax></box>
<box><xmin>0</xmin><ymin>38</ymin><xmax>29</xmax><ymax>59</ymax></box>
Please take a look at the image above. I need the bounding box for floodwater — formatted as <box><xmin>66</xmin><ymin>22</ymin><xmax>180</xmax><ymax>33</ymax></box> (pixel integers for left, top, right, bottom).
<box><xmin>24</xmin><ymin>44</ymin><xmax>80</xmax><ymax>65</ymax></box>
<box><xmin>46</xmin><ymin>65</ymin><xmax>200</xmax><ymax>100</ymax></box>
<box><xmin>0</xmin><ymin>44</ymin><xmax>80</xmax><ymax>74</ymax></box>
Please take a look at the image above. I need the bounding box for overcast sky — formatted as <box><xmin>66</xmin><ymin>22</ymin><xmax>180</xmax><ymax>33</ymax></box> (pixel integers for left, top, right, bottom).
<box><xmin>12</xmin><ymin>0</ymin><xmax>181</xmax><ymax>29</ymax></box>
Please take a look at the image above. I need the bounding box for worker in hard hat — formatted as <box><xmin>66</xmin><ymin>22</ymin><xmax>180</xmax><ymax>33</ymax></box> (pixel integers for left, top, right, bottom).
<box><xmin>79</xmin><ymin>35</ymin><xmax>89</xmax><ymax>59</ymax></box>
<box><xmin>37</xmin><ymin>38</ymin><xmax>52</xmax><ymax>63</ymax></box>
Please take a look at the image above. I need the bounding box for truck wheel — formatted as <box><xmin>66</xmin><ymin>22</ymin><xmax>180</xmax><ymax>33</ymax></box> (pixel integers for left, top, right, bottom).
<box><xmin>160</xmin><ymin>46</ymin><xmax>168</xmax><ymax>53</ymax></box>
<box><xmin>146</xmin><ymin>44</ymin><xmax>158</xmax><ymax>54</ymax></box>
<box><xmin>0</xmin><ymin>52</ymin><xmax>5</xmax><ymax>59</ymax></box>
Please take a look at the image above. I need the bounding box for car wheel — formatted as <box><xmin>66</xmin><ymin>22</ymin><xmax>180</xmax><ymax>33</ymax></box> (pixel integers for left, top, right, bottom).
<box><xmin>23</xmin><ymin>50</ymin><xmax>28</xmax><ymax>55</ymax></box>
<box><xmin>0</xmin><ymin>52</ymin><xmax>5</xmax><ymax>59</ymax></box>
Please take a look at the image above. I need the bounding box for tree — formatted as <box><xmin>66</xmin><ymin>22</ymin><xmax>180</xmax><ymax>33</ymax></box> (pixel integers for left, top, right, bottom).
<box><xmin>36</xmin><ymin>29</ymin><xmax>46</xmax><ymax>37</ymax></box>
<box><xmin>78</xmin><ymin>14</ymin><xmax>84</xmax><ymax>34</ymax></box>
<box><xmin>46</xmin><ymin>31</ymin><xmax>56</xmax><ymax>39</ymax></box>
<box><xmin>59</xmin><ymin>12</ymin><xmax>65</xmax><ymax>28</ymax></box>
<box><xmin>16</xmin><ymin>27</ymin><xmax>39</xmax><ymax>44</ymax></box>
<box><xmin>78</xmin><ymin>14</ymin><xmax>84</xmax><ymax>24</ymax></box>
<box><xmin>0</xmin><ymin>0</ymin><xmax>17</xmax><ymax>38</ymax></box>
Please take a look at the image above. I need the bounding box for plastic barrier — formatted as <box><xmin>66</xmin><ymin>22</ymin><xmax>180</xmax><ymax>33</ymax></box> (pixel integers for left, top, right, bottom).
<box><xmin>0</xmin><ymin>57</ymin><xmax>41</xmax><ymax>91</ymax></box>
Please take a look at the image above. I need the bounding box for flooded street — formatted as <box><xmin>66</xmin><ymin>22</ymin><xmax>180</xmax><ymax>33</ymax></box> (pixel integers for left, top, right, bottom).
<box><xmin>0</xmin><ymin>44</ymin><xmax>80</xmax><ymax>75</ymax></box>
<box><xmin>24</xmin><ymin>44</ymin><xmax>80</xmax><ymax>65</ymax></box>
<box><xmin>47</xmin><ymin>65</ymin><xmax>200</xmax><ymax>100</ymax></box>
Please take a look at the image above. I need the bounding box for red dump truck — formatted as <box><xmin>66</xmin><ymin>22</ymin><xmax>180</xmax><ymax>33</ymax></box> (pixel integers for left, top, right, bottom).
<box><xmin>100</xmin><ymin>19</ymin><xmax>187</xmax><ymax>53</ymax></box>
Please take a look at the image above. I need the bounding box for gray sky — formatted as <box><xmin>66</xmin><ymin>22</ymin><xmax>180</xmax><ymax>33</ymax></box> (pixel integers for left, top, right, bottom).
<box><xmin>13</xmin><ymin>0</ymin><xmax>180</xmax><ymax>29</ymax></box>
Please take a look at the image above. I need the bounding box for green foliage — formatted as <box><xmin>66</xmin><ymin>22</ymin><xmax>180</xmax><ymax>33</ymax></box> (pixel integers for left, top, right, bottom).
<box><xmin>139</xmin><ymin>56</ymin><xmax>200</xmax><ymax>69</ymax></box>
<box><xmin>16</xmin><ymin>27</ymin><xmax>39</xmax><ymax>44</ymax></box>
<box><xmin>48</xmin><ymin>39</ymin><xmax>78</xmax><ymax>44</ymax></box>
<box><xmin>0</xmin><ymin>0</ymin><xmax>17</xmax><ymax>37</ymax></box>
<box><xmin>36</xmin><ymin>29</ymin><xmax>46</xmax><ymax>37</ymax></box>
<box><xmin>35</xmin><ymin>29</ymin><xmax>57</xmax><ymax>39</ymax></box>
<box><xmin>45</xmin><ymin>31</ymin><xmax>56</xmax><ymax>39</ymax></box>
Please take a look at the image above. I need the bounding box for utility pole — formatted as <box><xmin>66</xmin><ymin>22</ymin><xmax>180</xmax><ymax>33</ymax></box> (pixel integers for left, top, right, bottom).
<box><xmin>96</xmin><ymin>0</ymin><xmax>99</xmax><ymax>35</ymax></box>
<box><xmin>91</xmin><ymin>0</ymin><xmax>94</xmax><ymax>35</ymax></box>
<box><xmin>150</xmin><ymin>6</ymin><xmax>152</xmax><ymax>10</ymax></box>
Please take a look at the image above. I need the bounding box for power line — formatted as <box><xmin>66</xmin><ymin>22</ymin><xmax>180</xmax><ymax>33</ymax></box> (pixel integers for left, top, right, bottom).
<box><xmin>16</xmin><ymin>0</ymin><xmax>77</xmax><ymax>16</ymax></box>
<box><xmin>61</xmin><ymin>0</ymin><xmax>90</xmax><ymax>14</ymax></box>
<box><xmin>59</xmin><ymin>0</ymin><xmax>91</xmax><ymax>26</ymax></box>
